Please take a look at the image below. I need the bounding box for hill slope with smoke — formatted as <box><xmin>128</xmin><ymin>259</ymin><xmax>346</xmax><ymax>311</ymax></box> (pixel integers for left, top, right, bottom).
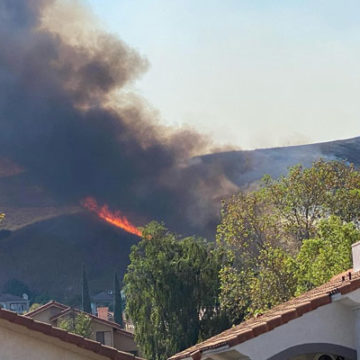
<box><xmin>1</xmin><ymin>136</ymin><xmax>360</xmax><ymax>301</ymax></box>
<box><xmin>0</xmin><ymin>213</ymin><xmax>139</xmax><ymax>302</ymax></box>
<box><xmin>200</xmin><ymin>135</ymin><xmax>360</xmax><ymax>188</ymax></box>
<box><xmin>2</xmin><ymin>1</ymin><xmax>360</xmax><ymax>301</ymax></box>
<box><xmin>0</xmin><ymin>0</ymin><xmax>235</xmax><ymax>237</ymax></box>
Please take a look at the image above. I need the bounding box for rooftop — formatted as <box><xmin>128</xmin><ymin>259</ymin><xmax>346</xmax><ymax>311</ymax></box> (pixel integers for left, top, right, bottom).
<box><xmin>92</xmin><ymin>291</ymin><xmax>114</xmax><ymax>302</ymax></box>
<box><xmin>0</xmin><ymin>293</ymin><xmax>28</xmax><ymax>302</ymax></box>
<box><xmin>170</xmin><ymin>269</ymin><xmax>360</xmax><ymax>360</ymax></box>
<box><xmin>0</xmin><ymin>306</ymin><xmax>143</xmax><ymax>360</ymax></box>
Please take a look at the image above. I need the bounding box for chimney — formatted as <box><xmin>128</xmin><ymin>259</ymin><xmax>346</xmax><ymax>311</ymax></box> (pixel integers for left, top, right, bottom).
<box><xmin>97</xmin><ymin>307</ymin><xmax>109</xmax><ymax>321</ymax></box>
<box><xmin>352</xmin><ymin>241</ymin><xmax>360</xmax><ymax>272</ymax></box>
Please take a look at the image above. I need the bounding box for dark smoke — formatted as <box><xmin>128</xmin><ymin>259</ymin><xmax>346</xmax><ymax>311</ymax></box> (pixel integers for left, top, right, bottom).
<box><xmin>0</xmin><ymin>0</ymin><xmax>236</xmax><ymax>236</ymax></box>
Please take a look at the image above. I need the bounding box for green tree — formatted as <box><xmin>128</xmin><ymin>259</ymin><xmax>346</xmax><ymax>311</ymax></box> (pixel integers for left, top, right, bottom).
<box><xmin>58</xmin><ymin>311</ymin><xmax>93</xmax><ymax>338</ymax></box>
<box><xmin>263</xmin><ymin>160</ymin><xmax>360</xmax><ymax>244</ymax></box>
<box><xmin>296</xmin><ymin>216</ymin><xmax>360</xmax><ymax>294</ymax></box>
<box><xmin>81</xmin><ymin>265</ymin><xmax>91</xmax><ymax>313</ymax></box>
<box><xmin>113</xmin><ymin>272</ymin><xmax>123</xmax><ymax>326</ymax></box>
<box><xmin>248</xmin><ymin>244</ymin><xmax>297</xmax><ymax>316</ymax></box>
<box><xmin>124</xmin><ymin>221</ymin><xmax>227</xmax><ymax>360</ymax></box>
<box><xmin>29</xmin><ymin>303</ymin><xmax>42</xmax><ymax>312</ymax></box>
<box><xmin>217</xmin><ymin>160</ymin><xmax>360</xmax><ymax>322</ymax></box>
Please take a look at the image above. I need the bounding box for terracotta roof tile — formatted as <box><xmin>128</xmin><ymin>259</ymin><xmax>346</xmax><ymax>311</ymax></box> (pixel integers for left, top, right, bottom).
<box><xmin>25</xmin><ymin>300</ymin><xmax>68</xmax><ymax>317</ymax></box>
<box><xmin>47</xmin><ymin>304</ymin><xmax>134</xmax><ymax>338</ymax></box>
<box><xmin>169</xmin><ymin>269</ymin><xmax>360</xmax><ymax>360</ymax></box>
<box><xmin>0</xmin><ymin>307</ymin><xmax>144</xmax><ymax>360</ymax></box>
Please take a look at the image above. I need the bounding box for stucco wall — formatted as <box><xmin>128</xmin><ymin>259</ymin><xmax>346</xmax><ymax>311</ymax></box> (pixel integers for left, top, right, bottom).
<box><xmin>226</xmin><ymin>301</ymin><xmax>356</xmax><ymax>360</ymax></box>
<box><xmin>0</xmin><ymin>318</ymin><xmax>110</xmax><ymax>360</ymax></box>
<box><xmin>113</xmin><ymin>331</ymin><xmax>138</xmax><ymax>354</ymax></box>
<box><xmin>54</xmin><ymin>314</ymin><xmax>115</xmax><ymax>347</ymax></box>
<box><xmin>30</xmin><ymin>307</ymin><xmax>64</xmax><ymax>324</ymax></box>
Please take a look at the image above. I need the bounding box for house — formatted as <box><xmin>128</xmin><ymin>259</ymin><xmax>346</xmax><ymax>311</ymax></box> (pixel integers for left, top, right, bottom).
<box><xmin>92</xmin><ymin>290</ymin><xmax>135</xmax><ymax>333</ymax></box>
<box><xmin>0</xmin><ymin>306</ymin><xmax>144</xmax><ymax>360</ymax></box>
<box><xmin>169</xmin><ymin>241</ymin><xmax>360</xmax><ymax>360</ymax></box>
<box><xmin>0</xmin><ymin>293</ymin><xmax>29</xmax><ymax>314</ymax></box>
<box><xmin>92</xmin><ymin>290</ymin><xmax>114</xmax><ymax>313</ymax></box>
<box><xmin>25</xmin><ymin>301</ymin><xmax>139</xmax><ymax>355</ymax></box>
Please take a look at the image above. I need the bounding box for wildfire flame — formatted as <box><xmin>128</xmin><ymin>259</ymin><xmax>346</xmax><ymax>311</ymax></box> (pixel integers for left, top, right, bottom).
<box><xmin>81</xmin><ymin>197</ymin><xmax>142</xmax><ymax>237</ymax></box>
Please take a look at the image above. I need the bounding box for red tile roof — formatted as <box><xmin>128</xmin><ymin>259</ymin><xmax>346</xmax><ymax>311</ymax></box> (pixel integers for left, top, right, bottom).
<box><xmin>25</xmin><ymin>300</ymin><xmax>68</xmax><ymax>317</ymax></box>
<box><xmin>169</xmin><ymin>270</ymin><xmax>360</xmax><ymax>360</ymax></box>
<box><xmin>49</xmin><ymin>305</ymin><xmax>134</xmax><ymax>338</ymax></box>
<box><xmin>0</xmin><ymin>307</ymin><xmax>144</xmax><ymax>360</ymax></box>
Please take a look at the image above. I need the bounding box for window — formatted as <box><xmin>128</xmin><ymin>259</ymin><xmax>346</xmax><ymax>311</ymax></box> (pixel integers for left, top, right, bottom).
<box><xmin>96</xmin><ymin>331</ymin><xmax>105</xmax><ymax>344</ymax></box>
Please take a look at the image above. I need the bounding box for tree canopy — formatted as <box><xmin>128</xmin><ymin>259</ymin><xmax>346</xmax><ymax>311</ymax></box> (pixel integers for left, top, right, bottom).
<box><xmin>121</xmin><ymin>160</ymin><xmax>360</xmax><ymax>356</ymax></box>
<box><xmin>295</xmin><ymin>216</ymin><xmax>360</xmax><ymax>294</ymax></box>
<box><xmin>58</xmin><ymin>312</ymin><xmax>93</xmax><ymax>338</ymax></box>
<box><xmin>217</xmin><ymin>160</ymin><xmax>360</xmax><ymax>322</ymax></box>
<box><xmin>81</xmin><ymin>265</ymin><xmax>91</xmax><ymax>314</ymax></box>
<box><xmin>113</xmin><ymin>272</ymin><xmax>123</xmax><ymax>326</ymax></box>
<box><xmin>124</xmin><ymin>221</ymin><xmax>228</xmax><ymax>360</ymax></box>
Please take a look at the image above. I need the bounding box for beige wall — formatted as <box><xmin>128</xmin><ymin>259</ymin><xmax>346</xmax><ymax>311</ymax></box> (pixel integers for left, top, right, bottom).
<box><xmin>54</xmin><ymin>314</ymin><xmax>115</xmax><ymax>347</ymax></box>
<box><xmin>200</xmin><ymin>299</ymin><xmax>356</xmax><ymax>360</ymax></box>
<box><xmin>30</xmin><ymin>307</ymin><xmax>64</xmax><ymax>324</ymax></box>
<box><xmin>90</xmin><ymin>319</ymin><xmax>114</xmax><ymax>347</ymax></box>
<box><xmin>0</xmin><ymin>318</ymin><xmax>110</xmax><ymax>360</ymax></box>
<box><xmin>29</xmin><ymin>307</ymin><xmax>139</xmax><ymax>355</ymax></box>
<box><xmin>114</xmin><ymin>331</ymin><xmax>138</xmax><ymax>355</ymax></box>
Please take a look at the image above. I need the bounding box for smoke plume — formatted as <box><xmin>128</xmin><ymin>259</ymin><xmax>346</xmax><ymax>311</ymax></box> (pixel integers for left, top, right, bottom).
<box><xmin>0</xmin><ymin>0</ymin><xmax>236</xmax><ymax>236</ymax></box>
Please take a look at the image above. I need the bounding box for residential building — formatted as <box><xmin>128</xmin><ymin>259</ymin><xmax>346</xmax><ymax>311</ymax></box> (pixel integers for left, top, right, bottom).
<box><xmin>0</xmin><ymin>293</ymin><xmax>29</xmax><ymax>314</ymax></box>
<box><xmin>92</xmin><ymin>291</ymin><xmax>114</xmax><ymax>313</ymax></box>
<box><xmin>25</xmin><ymin>301</ymin><xmax>139</xmax><ymax>355</ymax></box>
<box><xmin>0</xmin><ymin>306</ymin><xmax>144</xmax><ymax>360</ymax></box>
<box><xmin>92</xmin><ymin>290</ymin><xmax>134</xmax><ymax>333</ymax></box>
<box><xmin>169</xmin><ymin>241</ymin><xmax>360</xmax><ymax>360</ymax></box>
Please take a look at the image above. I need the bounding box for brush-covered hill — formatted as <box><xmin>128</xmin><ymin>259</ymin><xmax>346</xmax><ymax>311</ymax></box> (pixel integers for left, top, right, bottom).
<box><xmin>1</xmin><ymin>136</ymin><xmax>360</xmax><ymax>302</ymax></box>
<box><xmin>0</xmin><ymin>213</ymin><xmax>139</xmax><ymax>303</ymax></box>
<box><xmin>199</xmin><ymin>136</ymin><xmax>360</xmax><ymax>188</ymax></box>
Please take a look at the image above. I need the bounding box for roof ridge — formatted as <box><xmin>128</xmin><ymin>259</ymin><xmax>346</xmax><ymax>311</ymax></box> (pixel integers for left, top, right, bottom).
<box><xmin>48</xmin><ymin>304</ymin><xmax>134</xmax><ymax>338</ymax></box>
<box><xmin>0</xmin><ymin>307</ymin><xmax>143</xmax><ymax>360</ymax></box>
<box><xmin>169</xmin><ymin>269</ymin><xmax>360</xmax><ymax>360</ymax></box>
<box><xmin>25</xmin><ymin>300</ymin><xmax>68</xmax><ymax>317</ymax></box>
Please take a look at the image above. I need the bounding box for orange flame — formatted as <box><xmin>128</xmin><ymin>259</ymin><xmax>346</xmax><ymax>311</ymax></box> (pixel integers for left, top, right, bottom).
<box><xmin>81</xmin><ymin>197</ymin><xmax>142</xmax><ymax>237</ymax></box>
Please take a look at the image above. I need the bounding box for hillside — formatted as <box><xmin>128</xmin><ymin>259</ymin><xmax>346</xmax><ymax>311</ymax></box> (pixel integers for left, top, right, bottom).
<box><xmin>0</xmin><ymin>213</ymin><xmax>139</xmax><ymax>303</ymax></box>
<box><xmin>1</xmin><ymin>136</ymin><xmax>360</xmax><ymax>301</ymax></box>
<box><xmin>199</xmin><ymin>136</ymin><xmax>360</xmax><ymax>187</ymax></box>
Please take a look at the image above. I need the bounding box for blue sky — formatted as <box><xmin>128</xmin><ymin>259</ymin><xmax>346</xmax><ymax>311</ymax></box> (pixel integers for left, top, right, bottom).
<box><xmin>85</xmin><ymin>0</ymin><xmax>360</xmax><ymax>149</ymax></box>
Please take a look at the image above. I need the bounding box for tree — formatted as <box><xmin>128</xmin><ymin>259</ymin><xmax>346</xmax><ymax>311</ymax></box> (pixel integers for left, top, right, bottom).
<box><xmin>295</xmin><ymin>216</ymin><xmax>360</xmax><ymax>294</ymax></box>
<box><xmin>124</xmin><ymin>221</ymin><xmax>228</xmax><ymax>360</ymax></box>
<box><xmin>2</xmin><ymin>279</ymin><xmax>32</xmax><ymax>299</ymax></box>
<box><xmin>29</xmin><ymin>303</ymin><xmax>41</xmax><ymax>312</ymax></box>
<box><xmin>58</xmin><ymin>311</ymin><xmax>93</xmax><ymax>338</ymax></box>
<box><xmin>248</xmin><ymin>244</ymin><xmax>297</xmax><ymax>316</ymax></box>
<box><xmin>81</xmin><ymin>265</ymin><xmax>91</xmax><ymax>313</ymax></box>
<box><xmin>263</xmin><ymin>160</ymin><xmax>360</xmax><ymax>244</ymax></box>
<box><xmin>113</xmin><ymin>272</ymin><xmax>123</xmax><ymax>326</ymax></box>
<box><xmin>217</xmin><ymin>160</ymin><xmax>360</xmax><ymax>322</ymax></box>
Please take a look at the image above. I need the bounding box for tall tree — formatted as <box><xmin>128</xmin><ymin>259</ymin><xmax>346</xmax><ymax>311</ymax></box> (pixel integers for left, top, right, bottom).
<box><xmin>58</xmin><ymin>311</ymin><xmax>93</xmax><ymax>338</ymax></box>
<box><xmin>113</xmin><ymin>272</ymin><xmax>123</xmax><ymax>326</ymax></box>
<box><xmin>81</xmin><ymin>265</ymin><xmax>91</xmax><ymax>314</ymax></box>
<box><xmin>124</xmin><ymin>221</ymin><xmax>228</xmax><ymax>360</ymax></box>
<box><xmin>295</xmin><ymin>216</ymin><xmax>360</xmax><ymax>294</ymax></box>
<box><xmin>217</xmin><ymin>160</ymin><xmax>360</xmax><ymax>322</ymax></box>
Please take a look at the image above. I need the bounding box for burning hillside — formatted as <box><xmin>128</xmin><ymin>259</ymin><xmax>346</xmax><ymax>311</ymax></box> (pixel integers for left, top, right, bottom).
<box><xmin>81</xmin><ymin>197</ymin><xmax>142</xmax><ymax>237</ymax></box>
<box><xmin>0</xmin><ymin>0</ymin><xmax>235</xmax><ymax>236</ymax></box>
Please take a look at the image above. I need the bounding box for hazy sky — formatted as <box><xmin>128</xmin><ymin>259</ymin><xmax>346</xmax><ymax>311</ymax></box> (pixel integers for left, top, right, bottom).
<box><xmin>86</xmin><ymin>0</ymin><xmax>360</xmax><ymax>150</ymax></box>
